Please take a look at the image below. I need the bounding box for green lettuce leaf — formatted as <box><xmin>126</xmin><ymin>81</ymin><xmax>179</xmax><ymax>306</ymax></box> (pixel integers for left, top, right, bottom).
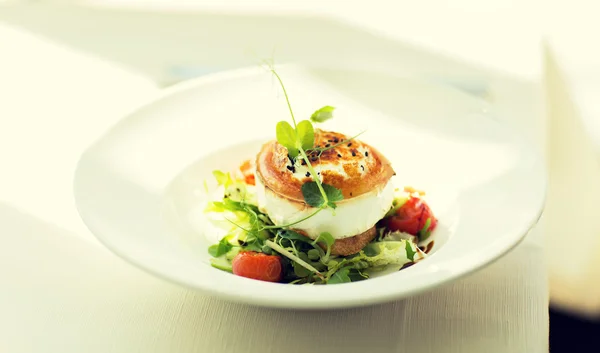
<box><xmin>359</xmin><ymin>240</ymin><xmax>420</xmax><ymax>268</ymax></box>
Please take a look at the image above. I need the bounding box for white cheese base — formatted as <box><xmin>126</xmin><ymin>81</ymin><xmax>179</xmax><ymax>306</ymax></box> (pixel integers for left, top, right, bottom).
<box><xmin>255</xmin><ymin>175</ymin><xmax>395</xmax><ymax>240</ymax></box>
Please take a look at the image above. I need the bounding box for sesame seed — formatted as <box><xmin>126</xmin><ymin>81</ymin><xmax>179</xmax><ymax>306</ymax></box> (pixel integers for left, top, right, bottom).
<box><xmin>325</xmin><ymin>144</ymin><xmax>330</xmax><ymax>148</ymax></box>
<box><xmin>352</xmin><ymin>151</ymin><xmax>356</xmax><ymax>157</ymax></box>
<box><xmin>327</xmin><ymin>139</ymin><xmax>333</xmax><ymax>142</ymax></box>
<box><xmin>286</xmin><ymin>165</ymin><xmax>296</xmax><ymax>173</ymax></box>
<box><xmin>305</xmin><ymin>172</ymin><xmax>310</xmax><ymax>177</ymax></box>
<box><xmin>333</xmin><ymin>137</ymin><xmax>339</xmax><ymax>143</ymax></box>
<box><xmin>360</xmin><ymin>165</ymin><xmax>365</xmax><ymax>171</ymax></box>
<box><xmin>337</xmin><ymin>153</ymin><xmax>342</xmax><ymax>158</ymax></box>
<box><xmin>365</xmin><ymin>151</ymin><xmax>369</xmax><ymax>157</ymax></box>
<box><xmin>347</xmin><ymin>142</ymin><xmax>352</xmax><ymax>147</ymax></box>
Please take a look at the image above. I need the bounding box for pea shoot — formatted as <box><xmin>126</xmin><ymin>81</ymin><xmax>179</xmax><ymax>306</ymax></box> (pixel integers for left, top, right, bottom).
<box><xmin>266</xmin><ymin>64</ymin><xmax>343</xmax><ymax>212</ymax></box>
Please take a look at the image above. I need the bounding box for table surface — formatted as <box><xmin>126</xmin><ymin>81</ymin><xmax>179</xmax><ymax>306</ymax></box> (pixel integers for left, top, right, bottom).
<box><xmin>0</xmin><ymin>14</ymin><xmax>551</xmax><ymax>353</ymax></box>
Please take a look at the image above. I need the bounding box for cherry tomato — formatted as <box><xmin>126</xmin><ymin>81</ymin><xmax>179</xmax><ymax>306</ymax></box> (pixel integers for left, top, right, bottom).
<box><xmin>383</xmin><ymin>196</ymin><xmax>437</xmax><ymax>237</ymax></box>
<box><xmin>239</xmin><ymin>160</ymin><xmax>256</xmax><ymax>185</ymax></box>
<box><xmin>232</xmin><ymin>251</ymin><xmax>282</xmax><ymax>282</ymax></box>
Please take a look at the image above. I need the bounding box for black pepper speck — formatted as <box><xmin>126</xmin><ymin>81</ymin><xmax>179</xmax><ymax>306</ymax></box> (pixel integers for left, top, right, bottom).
<box><xmin>286</xmin><ymin>165</ymin><xmax>296</xmax><ymax>173</ymax></box>
<box><xmin>305</xmin><ymin>172</ymin><xmax>310</xmax><ymax>177</ymax></box>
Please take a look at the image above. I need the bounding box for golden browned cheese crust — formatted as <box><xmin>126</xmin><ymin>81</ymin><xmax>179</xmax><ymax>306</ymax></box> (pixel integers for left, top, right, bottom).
<box><xmin>255</xmin><ymin>129</ymin><xmax>395</xmax><ymax>202</ymax></box>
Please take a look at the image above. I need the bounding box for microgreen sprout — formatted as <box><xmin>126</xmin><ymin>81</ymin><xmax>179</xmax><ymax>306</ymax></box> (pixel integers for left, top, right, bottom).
<box><xmin>264</xmin><ymin>63</ymin><xmax>342</xmax><ymax>212</ymax></box>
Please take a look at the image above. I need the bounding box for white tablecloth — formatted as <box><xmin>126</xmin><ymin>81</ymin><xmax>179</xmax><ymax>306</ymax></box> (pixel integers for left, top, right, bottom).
<box><xmin>0</xmin><ymin>20</ymin><xmax>549</xmax><ymax>353</ymax></box>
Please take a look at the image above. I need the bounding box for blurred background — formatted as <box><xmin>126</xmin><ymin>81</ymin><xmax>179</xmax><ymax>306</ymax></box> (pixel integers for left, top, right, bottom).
<box><xmin>0</xmin><ymin>0</ymin><xmax>599</xmax><ymax>351</ymax></box>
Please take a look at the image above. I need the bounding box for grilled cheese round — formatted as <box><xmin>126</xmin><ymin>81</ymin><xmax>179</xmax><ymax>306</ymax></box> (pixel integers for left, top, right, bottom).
<box><xmin>255</xmin><ymin>129</ymin><xmax>396</xmax><ymax>254</ymax></box>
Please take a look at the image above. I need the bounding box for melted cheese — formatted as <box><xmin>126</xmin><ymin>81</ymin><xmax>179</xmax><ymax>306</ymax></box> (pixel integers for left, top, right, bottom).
<box><xmin>255</xmin><ymin>174</ymin><xmax>395</xmax><ymax>240</ymax></box>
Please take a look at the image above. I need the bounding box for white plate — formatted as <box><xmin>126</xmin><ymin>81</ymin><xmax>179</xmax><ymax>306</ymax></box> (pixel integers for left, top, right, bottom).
<box><xmin>73</xmin><ymin>65</ymin><xmax>546</xmax><ymax>309</ymax></box>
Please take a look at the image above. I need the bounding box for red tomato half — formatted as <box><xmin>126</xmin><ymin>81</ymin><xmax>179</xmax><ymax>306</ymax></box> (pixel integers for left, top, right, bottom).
<box><xmin>383</xmin><ymin>196</ymin><xmax>438</xmax><ymax>237</ymax></box>
<box><xmin>232</xmin><ymin>251</ymin><xmax>283</xmax><ymax>282</ymax></box>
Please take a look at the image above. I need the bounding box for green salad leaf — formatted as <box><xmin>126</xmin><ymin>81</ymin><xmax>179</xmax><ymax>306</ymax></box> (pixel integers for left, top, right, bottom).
<box><xmin>323</xmin><ymin>184</ymin><xmax>344</xmax><ymax>209</ymax></box>
<box><xmin>347</xmin><ymin>268</ymin><xmax>369</xmax><ymax>282</ymax></box>
<box><xmin>310</xmin><ymin>106</ymin><xmax>336</xmax><ymax>123</ymax></box>
<box><xmin>208</xmin><ymin>237</ymin><xmax>233</xmax><ymax>257</ymax></box>
<box><xmin>327</xmin><ymin>266</ymin><xmax>351</xmax><ymax>284</ymax></box>
<box><xmin>301</xmin><ymin>182</ymin><xmax>344</xmax><ymax>208</ymax></box>
<box><xmin>313</xmin><ymin>232</ymin><xmax>334</xmax><ymax>247</ymax></box>
<box><xmin>279</xmin><ymin>229</ymin><xmax>311</xmax><ymax>243</ymax></box>
<box><xmin>296</xmin><ymin>120</ymin><xmax>315</xmax><ymax>150</ymax></box>
<box><xmin>419</xmin><ymin>218</ymin><xmax>432</xmax><ymax>241</ymax></box>
<box><xmin>385</xmin><ymin>196</ymin><xmax>409</xmax><ymax>217</ymax></box>
<box><xmin>312</xmin><ymin>232</ymin><xmax>334</xmax><ymax>261</ymax></box>
<box><xmin>301</xmin><ymin>182</ymin><xmax>325</xmax><ymax>207</ymax></box>
<box><xmin>405</xmin><ymin>239</ymin><xmax>416</xmax><ymax>261</ymax></box>
<box><xmin>212</xmin><ymin>170</ymin><xmax>232</xmax><ymax>187</ymax></box>
<box><xmin>276</xmin><ymin>121</ymin><xmax>298</xmax><ymax>157</ymax></box>
<box><xmin>210</xmin><ymin>256</ymin><xmax>233</xmax><ymax>273</ymax></box>
<box><xmin>360</xmin><ymin>241</ymin><xmax>417</xmax><ymax>268</ymax></box>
